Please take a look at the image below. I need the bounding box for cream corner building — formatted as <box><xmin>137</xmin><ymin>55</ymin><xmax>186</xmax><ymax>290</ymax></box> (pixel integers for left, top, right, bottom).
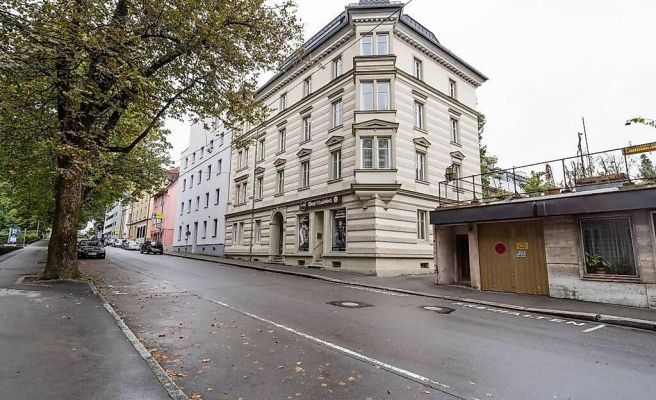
<box><xmin>225</xmin><ymin>0</ymin><xmax>487</xmax><ymax>276</ymax></box>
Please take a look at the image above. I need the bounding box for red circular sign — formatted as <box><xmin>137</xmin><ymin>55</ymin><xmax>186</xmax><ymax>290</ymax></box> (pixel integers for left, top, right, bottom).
<box><xmin>494</xmin><ymin>242</ymin><xmax>506</xmax><ymax>255</ymax></box>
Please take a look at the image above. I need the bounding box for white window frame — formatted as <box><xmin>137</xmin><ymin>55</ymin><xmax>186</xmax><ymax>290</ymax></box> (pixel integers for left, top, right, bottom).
<box><xmin>414</xmin><ymin>101</ymin><xmax>424</xmax><ymax>130</ymax></box>
<box><xmin>301</xmin><ymin>161</ymin><xmax>310</xmax><ymax>188</ymax></box>
<box><xmin>331</xmin><ymin>150</ymin><xmax>342</xmax><ymax>180</ymax></box>
<box><xmin>333</xmin><ymin>56</ymin><xmax>343</xmax><ymax>78</ymax></box>
<box><xmin>232</xmin><ymin>223</ymin><xmax>238</xmax><ymax>245</ymax></box>
<box><xmin>279</xmin><ymin>93</ymin><xmax>287</xmax><ymax>111</ymax></box>
<box><xmin>204</xmin><ymin>192</ymin><xmax>209</xmax><ymax>208</ymax></box>
<box><xmin>278</xmin><ymin>129</ymin><xmax>286</xmax><ymax>152</ymax></box>
<box><xmin>451</xmin><ymin>118</ymin><xmax>460</xmax><ymax>144</ymax></box>
<box><xmin>276</xmin><ymin>169</ymin><xmax>285</xmax><ymax>195</ymax></box>
<box><xmin>303</xmin><ymin>76</ymin><xmax>312</xmax><ymax>96</ymax></box>
<box><xmin>417</xmin><ymin>210</ymin><xmax>427</xmax><ymax>240</ymax></box>
<box><xmin>255</xmin><ymin>220</ymin><xmax>261</xmax><ymax>243</ymax></box>
<box><xmin>360</xmin><ymin>80</ymin><xmax>390</xmax><ymax>111</ymax></box>
<box><xmin>360</xmin><ymin>136</ymin><xmax>392</xmax><ymax>169</ymax></box>
<box><xmin>258</xmin><ymin>138</ymin><xmax>265</xmax><ymax>161</ymax></box>
<box><xmin>212</xmin><ymin>219</ymin><xmax>218</xmax><ymax>237</ymax></box>
<box><xmin>376</xmin><ymin>32</ymin><xmax>389</xmax><ymax>55</ymax></box>
<box><xmin>361</xmin><ymin>33</ymin><xmax>373</xmax><ymax>56</ymax></box>
<box><xmin>202</xmin><ymin>220</ymin><xmax>207</xmax><ymax>239</ymax></box>
<box><xmin>416</xmin><ymin>151</ymin><xmax>427</xmax><ymax>181</ymax></box>
<box><xmin>302</xmin><ymin>117</ymin><xmax>311</xmax><ymax>142</ymax></box>
<box><xmin>413</xmin><ymin>58</ymin><xmax>423</xmax><ymax>80</ymax></box>
<box><xmin>256</xmin><ymin>176</ymin><xmax>264</xmax><ymax>200</ymax></box>
<box><xmin>332</xmin><ymin>100</ymin><xmax>343</xmax><ymax>128</ymax></box>
<box><xmin>449</xmin><ymin>79</ymin><xmax>457</xmax><ymax>98</ymax></box>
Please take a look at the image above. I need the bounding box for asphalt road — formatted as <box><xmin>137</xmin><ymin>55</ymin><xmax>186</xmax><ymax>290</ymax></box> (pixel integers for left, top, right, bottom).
<box><xmin>82</xmin><ymin>247</ymin><xmax>656</xmax><ymax>400</ymax></box>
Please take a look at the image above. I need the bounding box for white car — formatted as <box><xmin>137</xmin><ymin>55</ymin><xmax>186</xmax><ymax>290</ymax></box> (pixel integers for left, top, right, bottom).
<box><xmin>125</xmin><ymin>240</ymin><xmax>140</xmax><ymax>251</ymax></box>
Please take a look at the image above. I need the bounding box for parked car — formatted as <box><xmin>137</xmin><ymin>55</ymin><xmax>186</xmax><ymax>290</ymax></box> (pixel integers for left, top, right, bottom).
<box><xmin>140</xmin><ymin>240</ymin><xmax>163</xmax><ymax>254</ymax></box>
<box><xmin>104</xmin><ymin>238</ymin><xmax>116</xmax><ymax>247</ymax></box>
<box><xmin>115</xmin><ymin>239</ymin><xmax>125</xmax><ymax>248</ymax></box>
<box><xmin>125</xmin><ymin>240</ymin><xmax>140</xmax><ymax>251</ymax></box>
<box><xmin>77</xmin><ymin>240</ymin><xmax>106</xmax><ymax>259</ymax></box>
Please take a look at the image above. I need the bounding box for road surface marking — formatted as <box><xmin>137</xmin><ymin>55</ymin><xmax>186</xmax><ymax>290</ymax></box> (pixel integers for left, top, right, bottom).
<box><xmin>196</xmin><ymin>294</ymin><xmax>468</xmax><ymax>398</ymax></box>
<box><xmin>345</xmin><ymin>285</ymin><xmax>409</xmax><ymax>297</ymax></box>
<box><xmin>583</xmin><ymin>324</ymin><xmax>606</xmax><ymax>333</ymax></box>
<box><xmin>0</xmin><ymin>288</ymin><xmax>41</xmax><ymax>298</ymax></box>
<box><xmin>452</xmin><ymin>302</ymin><xmax>587</xmax><ymax>327</ymax></box>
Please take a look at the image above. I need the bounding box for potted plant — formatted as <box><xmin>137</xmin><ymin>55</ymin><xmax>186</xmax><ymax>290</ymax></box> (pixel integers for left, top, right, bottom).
<box><xmin>585</xmin><ymin>252</ymin><xmax>610</xmax><ymax>274</ymax></box>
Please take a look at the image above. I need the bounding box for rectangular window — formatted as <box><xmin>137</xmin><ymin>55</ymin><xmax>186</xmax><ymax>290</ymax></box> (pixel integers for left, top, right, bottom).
<box><xmin>378</xmin><ymin>138</ymin><xmax>390</xmax><ymax>169</ymax></box>
<box><xmin>302</xmin><ymin>117</ymin><xmax>311</xmax><ymax>142</ymax></box>
<box><xmin>202</xmin><ymin>221</ymin><xmax>207</xmax><ymax>238</ymax></box>
<box><xmin>238</xmin><ymin>222</ymin><xmax>244</xmax><ymax>245</ymax></box>
<box><xmin>298</xmin><ymin>213</ymin><xmax>309</xmax><ymax>251</ymax></box>
<box><xmin>217</xmin><ymin>159</ymin><xmax>222</xmax><ymax>174</ymax></box>
<box><xmin>184</xmin><ymin>158</ymin><xmax>188</xmax><ymax>168</ymax></box>
<box><xmin>279</xmin><ymin>93</ymin><xmax>287</xmax><ymax>111</ymax></box>
<box><xmin>180</xmin><ymin>202</ymin><xmax>184</xmax><ymax>215</ymax></box>
<box><xmin>258</xmin><ymin>138</ymin><xmax>265</xmax><ymax>161</ymax></box>
<box><xmin>241</xmin><ymin>182</ymin><xmax>247</xmax><ymax>203</ymax></box>
<box><xmin>451</xmin><ymin>118</ymin><xmax>459</xmax><ymax>143</ymax></box>
<box><xmin>257</xmin><ymin>176</ymin><xmax>263</xmax><ymax>199</ymax></box>
<box><xmin>182</xmin><ymin>179</ymin><xmax>186</xmax><ymax>192</ymax></box>
<box><xmin>232</xmin><ymin>223</ymin><xmax>238</xmax><ymax>245</ymax></box>
<box><xmin>200</xmin><ymin>146</ymin><xmax>204</xmax><ymax>159</ymax></box>
<box><xmin>449</xmin><ymin>79</ymin><xmax>457</xmax><ymax>98</ymax></box>
<box><xmin>235</xmin><ymin>183</ymin><xmax>241</xmax><ymax>204</ymax></box>
<box><xmin>215</xmin><ymin>189</ymin><xmax>220</xmax><ymax>204</ymax></box>
<box><xmin>276</xmin><ymin>170</ymin><xmax>285</xmax><ymax>194</ymax></box>
<box><xmin>212</xmin><ymin>219</ymin><xmax>218</xmax><ymax>237</ymax></box>
<box><xmin>244</xmin><ymin>147</ymin><xmax>249</xmax><ymax>167</ymax></box>
<box><xmin>178</xmin><ymin>226</ymin><xmax>182</xmax><ymax>240</ymax></box>
<box><xmin>377</xmin><ymin>81</ymin><xmax>390</xmax><ymax>110</ymax></box>
<box><xmin>362</xmin><ymin>34</ymin><xmax>373</xmax><ymax>56</ymax></box>
<box><xmin>361</xmin><ymin>81</ymin><xmax>374</xmax><ymax>111</ymax></box>
<box><xmin>332</xmin><ymin>208</ymin><xmax>347</xmax><ymax>252</ymax></box>
<box><xmin>205</xmin><ymin>192</ymin><xmax>209</xmax><ymax>208</ymax></box>
<box><xmin>195</xmin><ymin>196</ymin><xmax>200</xmax><ymax>210</ymax></box>
<box><xmin>197</xmin><ymin>171</ymin><xmax>202</xmax><ymax>184</ymax></box>
<box><xmin>190</xmin><ymin>175</ymin><xmax>194</xmax><ymax>187</ymax></box>
<box><xmin>333</xmin><ymin>56</ymin><xmax>343</xmax><ymax>77</ymax></box>
<box><xmin>581</xmin><ymin>218</ymin><xmax>636</xmax><ymax>276</ymax></box>
<box><xmin>238</xmin><ymin>150</ymin><xmax>243</xmax><ymax>169</ymax></box>
<box><xmin>303</xmin><ymin>76</ymin><xmax>312</xmax><ymax>96</ymax></box>
<box><xmin>187</xmin><ymin>199</ymin><xmax>191</xmax><ymax>213</ymax></box>
<box><xmin>413</xmin><ymin>58</ymin><xmax>422</xmax><ymax>80</ymax></box>
<box><xmin>332</xmin><ymin>100</ymin><xmax>342</xmax><ymax>128</ymax></box>
<box><xmin>362</xmin><ymin>138</ymin><xmax>373</xmax><ymax>169</ymax></box>
<box><xmin>376</xmin><ymin>33</ymin><xmax>389</xmax><ymax>55</ymax></box>
<box><xmin>415</xmin><ymin>101</ymin><xmax>424</xmax><ymax>129</ymax></box>
<box><xmin>417</xmin><ymin>210</ymin><xmax>427</xmax><ymax>240</ymax></box>
<box><xmin>207</xmin><ymin>164</ymin><xmax>212</xmax><ymax>179</ymax></box>
<box><xmin>219</xmin><ymin>132</ymin><xmax>225</xmax><ymax>146</ymax></box>
<box><xmin>192</xmin><ymin>152</ymin><xmax>196</xmax><ymax>164</ymax></box>
<box><xmin>416</xmin><ymin>151</ymin><xmax>426</xmax><ymax>181</ymax></box>
<box><xmin>255</xmin><ymin>220</ymin><xmax>261</xmax><ymax>243</ymax></box>
<box><xmin>301</xmin><ymin>161</ymin><xmax>310</xmax><ymax>188</ymax></box>
<box><xmin>331</xmin><ymin>150</ymin><xmax>342</xmax><ymax>179</ymax></box>
<box><xmin>452</xmin><ymin>164</ymin><xmax>461</xmax><ymax>189</ymax></box>
<box><xmin>278</xmin><ymin>129</ymin><xmax>286</xmax><ymax>152</ymax></box>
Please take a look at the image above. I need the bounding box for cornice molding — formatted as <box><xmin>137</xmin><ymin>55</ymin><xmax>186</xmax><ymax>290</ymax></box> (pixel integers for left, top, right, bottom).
<box><xmin>325</xmin><ymin>135</ymin><xmax>345</xmax><ymax>147</ymax></box>
<box><xmin>274</xmin><ymin>158</ymin><xmax>287</xmax><ymax>168</ymax></box>
<box><xmin>296</xmin><ymin>148</ymin><xmax>312</xmax><ymax>158</ymax></box>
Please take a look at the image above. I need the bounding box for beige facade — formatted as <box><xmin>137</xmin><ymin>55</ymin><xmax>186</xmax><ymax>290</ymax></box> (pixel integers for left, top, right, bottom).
<box><xmin>127</xmin><ymin>194</ymin><xmax>153</xmax><ymax>243</ymax></box>
<box><xmin>225</xmin><ymin>0</ymin><xmax>486</xmax><ymax>276</ymax></box>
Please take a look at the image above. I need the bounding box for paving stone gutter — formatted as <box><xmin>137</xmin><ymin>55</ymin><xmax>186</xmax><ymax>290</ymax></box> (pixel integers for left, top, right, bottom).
<box><xmin>165</xmin><ymin>252</ymin><xmax>656</xmax><ymax>333</ymax></box>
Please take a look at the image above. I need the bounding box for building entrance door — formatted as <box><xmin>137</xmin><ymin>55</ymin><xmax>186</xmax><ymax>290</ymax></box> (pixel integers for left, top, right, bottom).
<box><xmin>192</xmin><ymin>222</ymin><xmax>198</xmax><ymax>253</ymax></box>
<box><xmin>313</xmin><ymin>212</ymin><xmax>324</xmax><ymax>264</ymax></box>
<box><xmin>455</xmin><ymin>234</ymin><xmax>470</xmax><ymax>284</ymax></box>
<box><xmin>478</xmin><ymin>220</ymin><xmax>549</xmax><ymax>295</ymax></box>
<box><xmin>270</xmin><ymin>212</ymin><xmax>284</xmax><ymax>256</ymax></box>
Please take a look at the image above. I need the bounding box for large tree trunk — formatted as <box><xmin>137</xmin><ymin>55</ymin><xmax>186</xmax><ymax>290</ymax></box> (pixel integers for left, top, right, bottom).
<box><xmin>43</xmin><ymin>157</ymin><xmax>84</xmax><ymax>280</ymax></box>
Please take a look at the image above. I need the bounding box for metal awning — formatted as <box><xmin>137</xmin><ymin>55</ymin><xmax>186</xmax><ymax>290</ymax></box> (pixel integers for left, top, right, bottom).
<box><xmin>430</xmin><ymin>186</ymin><xmax>656</xmax><ymax>226</ymax></box>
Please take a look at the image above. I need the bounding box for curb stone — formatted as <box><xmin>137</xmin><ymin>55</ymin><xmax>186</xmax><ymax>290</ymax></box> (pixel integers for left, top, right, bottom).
<box><xmin>165</xmin><ymin>252</ymin><xmax>656</xmax><ymax>333</ymax></box>
<box><xmin>86</xmin><ymin>280</ymin><xmax>189</xmax><ymax>400</ymax></box>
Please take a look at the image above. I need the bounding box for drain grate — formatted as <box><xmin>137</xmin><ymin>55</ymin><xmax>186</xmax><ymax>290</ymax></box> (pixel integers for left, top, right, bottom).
<box><xmin>327</xmin><ymin>300</ymin><xmax>373</xmax><ymax>309</ymax></box>
<box><xmin>420</xmin><ymin>305</ymin><xmax>455</xmax><ymax>314</ymax></box>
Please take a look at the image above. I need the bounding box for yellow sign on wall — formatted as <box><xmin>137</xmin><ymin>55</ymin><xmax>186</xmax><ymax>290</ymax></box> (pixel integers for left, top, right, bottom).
<box><xmin>516</xmin><ymin>241</ymin><xmax>529</xmax><ymax>250</ymax></box>
<box><xmin>622</xmin><ymin>142</ymin><xmax>656</xmax><ymax>156</ymax></box>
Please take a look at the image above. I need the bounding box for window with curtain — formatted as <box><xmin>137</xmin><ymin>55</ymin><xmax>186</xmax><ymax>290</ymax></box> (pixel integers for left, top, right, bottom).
<box><xmin>581</xmin><ymin>217</ymin><xmax>636</xmax><ymax>275</ymax></box>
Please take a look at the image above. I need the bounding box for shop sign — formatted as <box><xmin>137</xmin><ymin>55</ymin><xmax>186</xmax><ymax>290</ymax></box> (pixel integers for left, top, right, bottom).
<box><xmin>515</xmin><ymin>241</ymin><xmax>529</xmax><ymax>250</ymax></box>
<box><xmin>622</xmin><ymin>141</ymin><xmax>656</xmax><ymax>156</ymax></box>
<box><xmin>300</xmin><ymin>195</ymin><xmax>341</xmax><ymax>211</ymax></box>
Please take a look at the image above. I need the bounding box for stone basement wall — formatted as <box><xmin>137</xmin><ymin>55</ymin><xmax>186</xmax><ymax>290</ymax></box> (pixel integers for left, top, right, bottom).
<box><xmin>543</xmin><ymin>213</ymin><xmax>656</xmax><ymax>308</ymax></box>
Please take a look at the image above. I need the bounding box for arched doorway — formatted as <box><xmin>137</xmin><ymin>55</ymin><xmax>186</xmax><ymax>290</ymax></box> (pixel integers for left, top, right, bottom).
<box><xmin>269</xmin><ymin>212</ymin><xmax>284</xmax><ymax>256</ymax></box>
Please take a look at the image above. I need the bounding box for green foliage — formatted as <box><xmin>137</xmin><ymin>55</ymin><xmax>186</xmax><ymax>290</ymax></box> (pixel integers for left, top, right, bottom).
<box><xmin>639</xmin><ymin>154</ymin><xmax>656</xmax><ymax>180</ymax></box>
<box><xmin>478</xmin><ymin>113</ymin><xmax>500</xmax><ymax>196</ymax></box>
<box><xmin>520</xmin><ymin>170</ymin><xmax>555</xmax><ymax>193</ymax></box>
<box><xmin>0</xmin><ymin>0</ymin><xmax>302</xmax><ymax>229</ymax></box>
<box><xmin>585</xmin><ymin>252</ymin><xmax>610</xmax><ymax>272</ymax></box>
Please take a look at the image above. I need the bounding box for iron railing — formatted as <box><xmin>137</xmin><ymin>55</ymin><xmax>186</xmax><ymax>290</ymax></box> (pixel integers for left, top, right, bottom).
<box><xmin>438</xmin><ymin>142</ymin><xmax>656</xmax><ymax>207</ymax></box>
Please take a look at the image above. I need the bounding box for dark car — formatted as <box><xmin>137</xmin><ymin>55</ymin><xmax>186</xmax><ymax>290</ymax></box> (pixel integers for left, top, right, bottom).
<box><xmin>140</xmin><ymin>240</ymin><xmax>163</xmax><ymax>254</ymax></box>
<box><xmin>78</xmin><ymin>240</ymin><xmax>106</xmax><ymax>259</ymax></box>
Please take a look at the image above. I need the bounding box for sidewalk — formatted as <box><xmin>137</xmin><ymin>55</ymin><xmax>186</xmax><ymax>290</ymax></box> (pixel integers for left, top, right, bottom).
<box><xmin>166</xmin><ymin>251</ymin><xmax>656</xmax><ymax>331</ymax></box>
<box><xmin>0</xmin><ymin>241</ymin><xmax>174</xmax><ymax>400</ymax></box>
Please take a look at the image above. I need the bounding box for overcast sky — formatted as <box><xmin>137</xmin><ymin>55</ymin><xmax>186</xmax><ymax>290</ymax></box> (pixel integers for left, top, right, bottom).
<box><xmin>165</xmin><ymin>0</ymin><xmax>656</xmax><ymax>168</ymax></box>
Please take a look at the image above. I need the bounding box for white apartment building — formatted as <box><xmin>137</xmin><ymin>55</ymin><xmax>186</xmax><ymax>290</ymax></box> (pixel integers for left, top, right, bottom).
<box><xmin>172</xmin><ymin>120</ymin><xmax>232</xmax><ymax>255</ymax></box>
<box><xmin>102</xmin><ymin>202</ymin><xmax>124</xmax><ymax>240</ymax></box>
<box><xmin>224</xmin><ymin>0</ymin><xmax>487</xmax><ymax>276</ymax></box>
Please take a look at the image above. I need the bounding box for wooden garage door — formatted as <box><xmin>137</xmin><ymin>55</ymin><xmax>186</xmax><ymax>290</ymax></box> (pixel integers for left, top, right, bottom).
<box><xmin>478</xmin><ymin>220</ymin><xmax>549</xmax><ymax>295</ymax></box>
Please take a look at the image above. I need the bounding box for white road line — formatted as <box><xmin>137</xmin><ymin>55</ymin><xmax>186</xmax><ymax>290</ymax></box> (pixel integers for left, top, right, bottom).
<box><xmin>582</xmin><ymin>324</ymin><xmax>606</xmax><ymax>333</ymax></box>
<box><xmin>196</xmin><ymin>294</ymin><xmax>465</xmax><ymax>398</ymax></box>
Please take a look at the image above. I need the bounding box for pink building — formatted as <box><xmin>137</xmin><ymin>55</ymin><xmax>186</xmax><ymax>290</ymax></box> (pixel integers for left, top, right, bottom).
<box><xmin>150</xmin><ymin>167</ymin><xmax>180</xmax><ymax>250</ymax></box>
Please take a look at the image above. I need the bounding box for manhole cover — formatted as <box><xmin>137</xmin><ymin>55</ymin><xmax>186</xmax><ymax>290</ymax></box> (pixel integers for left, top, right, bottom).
<box><xmin>327</xmin><ymin>300</ymin><xmax>373</xmax><ymax>309</ymax></box>
<box><xmin>420</xmin><ymin>305</ymin><xmax>455</xmax><ymax>314</ymax></box>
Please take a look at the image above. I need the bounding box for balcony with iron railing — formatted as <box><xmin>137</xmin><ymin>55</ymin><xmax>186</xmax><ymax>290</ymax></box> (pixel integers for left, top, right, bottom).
<box><xmin>437</xmin><ymin>141</ymin><xmax>656</xmax><ymax>208</ymax></box>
